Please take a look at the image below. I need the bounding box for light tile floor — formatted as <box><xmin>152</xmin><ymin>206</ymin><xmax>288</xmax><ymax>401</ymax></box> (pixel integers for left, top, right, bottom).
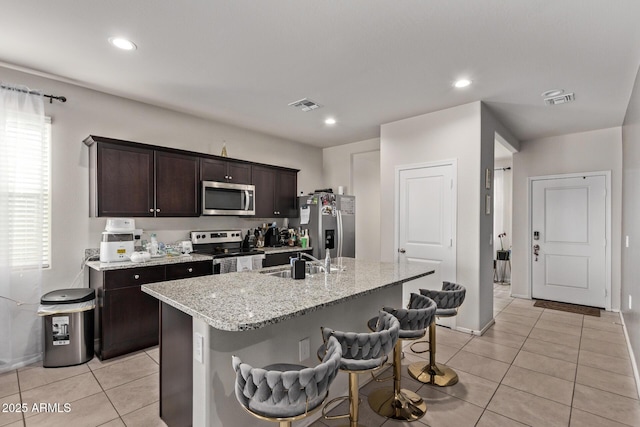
<box><xmin>0</xmin><ymin>284</ymin><xmax>638</xmax><ymax>427</ymax></box>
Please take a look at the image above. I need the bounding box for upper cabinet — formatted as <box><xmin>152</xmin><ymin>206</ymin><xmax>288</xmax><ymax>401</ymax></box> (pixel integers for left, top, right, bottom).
<box><xmin>155</xmin><ymin>151</ymin><xmax>200</xmax><ymax>217</ymax></box>
<box><xmin>253</xmin><ymin>165</ymin><xmax>298</xmax><ymax>218</ymax></box>
<box><xmin>200</xmin><ymin>158</ymin><xmax>252</xmax><ymax>184</ymax></box>
<box><xmin>86</xmin><ymin>136</ymin><xmax>199</xmax><ymax>217</ymax></box>
<box><xmin>84</xmin><ymin>135</ymin><xmax>298</xmax><ymax>218</ymax></box>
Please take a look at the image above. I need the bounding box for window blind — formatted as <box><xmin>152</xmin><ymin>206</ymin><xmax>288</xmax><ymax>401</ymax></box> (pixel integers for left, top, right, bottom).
<box><xmin>1</xmin><ymin>116</ymin><xmax>51</xmax><ymax>269</ymax></box>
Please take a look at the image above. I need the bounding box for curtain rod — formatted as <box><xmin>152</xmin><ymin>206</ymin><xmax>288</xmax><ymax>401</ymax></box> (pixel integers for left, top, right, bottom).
<box><xmin>0</xmin><ymin>84</ymin><xmax>67</xmax><ymax>104</ymax></box>
<box><xmin>494</xmin><ymin>167</ymin><xmax>511</xmax><ymax>171</ymax></box>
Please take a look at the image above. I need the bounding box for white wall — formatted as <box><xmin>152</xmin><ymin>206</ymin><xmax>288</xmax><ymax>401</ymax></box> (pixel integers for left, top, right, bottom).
<box><xmin>380</xmin><ymin>102</ymin><xmax>489</xmax><ymax>331</ymax></box>
<box><xmin>323</xmin><ymin>138</ymin><xmax>381</xmax><ymax>261</ymax></box>
<box><xmin>0</xmin><ymin>66</ymin><xmax>323</xmax><ymax>294</ymax></box>
<box><xmin>621</xmin><ymin>65</ymin><xmax>640</xmax><ymax>379</ymax></box>
<box><xmin>511</xmin><ymin>127</ymin><xmax>623</xmax><ymax>310</ymax></box>
<box><xmin>480</xmin><ymin>104</ymin><xmax>520</xmax><ymax>328</ymax></box>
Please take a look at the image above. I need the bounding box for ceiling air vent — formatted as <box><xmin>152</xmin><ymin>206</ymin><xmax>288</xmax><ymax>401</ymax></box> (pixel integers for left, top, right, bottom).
<box><xmin>544</xmin><ymin>93</ymin><xmax>575</xmax><ymax>106</ymax></box>
<box><xmin>288</xmin><ymin>98</ymin><xmax>322</xmax><ymax>112</ymax></box>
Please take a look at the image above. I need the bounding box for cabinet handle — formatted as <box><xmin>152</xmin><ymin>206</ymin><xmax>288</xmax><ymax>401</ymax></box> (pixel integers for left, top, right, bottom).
<box><xmin>134</xmin><ymin>274</ymin><xmax>140</xmax><ymax>279</ymax></box>
<box><xmin>156</xmin><ymin>209</ymin><xmax>160</xmax><ymax>212</ymax></box>
<box><xmin>224</xmin><ymin>175</ymin><xmax>228</xmax><ymax>179</ymax></box>
<box><xmin>149</xmin><ymin>209</ymin><xmax>154</xmax><ymax>213</ymax></box>
<box><xmin>228</xmin><ymin>176</ymin><xmax>232</xmax><ymax>180</ymax></box>
<box><xmin>188</xmin><ymin>268</ymin><xmax>193</xmax><ymax>273</ymax></box>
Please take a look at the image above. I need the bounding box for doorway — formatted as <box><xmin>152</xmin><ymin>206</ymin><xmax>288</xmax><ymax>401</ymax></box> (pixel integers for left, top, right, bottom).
<box><xmin>530</xmin><ymin>172</ymin><xmax>611</xmax><ymax>309</ymax></box>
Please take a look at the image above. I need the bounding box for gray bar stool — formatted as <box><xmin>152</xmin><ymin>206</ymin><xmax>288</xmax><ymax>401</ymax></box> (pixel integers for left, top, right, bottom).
<box><xmin>408</xmin><ymin>282</ymin><xmax>466</xmax><ymax>387</ymax></box>
<box><xmin>366</xmin><ymin>293</ymin><xmax>437</xmax><ymax>422</ymax></box>
<box><xmin>317</xmin><ymin>311</ymin><xmax>400</xmax><ymax>427</ymax></box>
<box><xmin>232</xmin><ymin>336</ymin><xmax>342</xmax><ymax>427</ymax></box>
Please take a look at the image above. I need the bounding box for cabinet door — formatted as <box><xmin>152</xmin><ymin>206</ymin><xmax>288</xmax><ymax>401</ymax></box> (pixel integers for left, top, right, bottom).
<box><xmin>156</xmin><ymin>151</ymin><xmax>200</xmax><ymax>217</ymax></box>
<box><xmin>252</xmin><ymin>165</ymin><xmax>276</xmax><ymax>217</ymax></box>
<box><xmin>227</xmin><ymin>162</ymin><xmax>252</xmax><ymax>184</ymax></box>
<box><xmin>200</xmin><ymin>158</ymin><xmax>228</xmax><ymax>182</ymax></box>
<box><xmin>276</xmin><ymin>170</ymin><xmax>298</xmax><ymax>218</ymax></box>
<box><xmin>102</xmin><ymin>286</ymin><xmax>159</xmax><ymax>359</ymax></box>
<box><xmin>97</xmin><ymin>143</ymin><xmax>154</xmax><ymax>217</ymax></box>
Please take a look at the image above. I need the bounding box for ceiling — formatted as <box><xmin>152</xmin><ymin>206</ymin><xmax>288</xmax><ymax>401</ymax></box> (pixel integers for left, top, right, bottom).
<box><xmin>1</xmin><ymin>1</ymin><xmax>639</xmax><ymax>148</ymax></box>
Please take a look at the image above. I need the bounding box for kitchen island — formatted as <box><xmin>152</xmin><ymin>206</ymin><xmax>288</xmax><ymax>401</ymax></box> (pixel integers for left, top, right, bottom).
<box><xmin>142</xmin><ymin>258</ymin><xmax>434</xmax><ymax>427</ymax></box>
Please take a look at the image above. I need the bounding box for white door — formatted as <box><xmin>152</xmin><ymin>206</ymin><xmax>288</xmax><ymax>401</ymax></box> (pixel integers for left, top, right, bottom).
<box><xmin>531</xmin><ymin>174</ymin><xmax>608</xmax><ymax>308</ymax></box>
<box><xmin>397</xmin><ymin>162</ymin><xmax>456</xmax><ymax>312</ymax></box>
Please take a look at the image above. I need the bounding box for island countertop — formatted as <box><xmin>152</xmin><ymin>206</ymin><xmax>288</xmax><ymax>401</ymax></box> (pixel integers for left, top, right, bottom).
<box><xmin>142</xmin><ymin>257</ymin><xmax>434</xmax><ymax>332</ymax></box>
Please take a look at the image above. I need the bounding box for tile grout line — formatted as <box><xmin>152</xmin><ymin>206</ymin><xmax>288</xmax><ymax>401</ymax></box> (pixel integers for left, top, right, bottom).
<box><xmin>88</xmin><ymin>363</ymin><xmax>125</xmax><ymax>426</ymax></box>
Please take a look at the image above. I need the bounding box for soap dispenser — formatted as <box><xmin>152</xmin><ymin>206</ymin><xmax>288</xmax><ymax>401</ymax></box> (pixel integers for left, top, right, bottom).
<box><xmin>292</xmin><ymin>253</ymin><xmax>306</xmax><ymax>279</ymax></box>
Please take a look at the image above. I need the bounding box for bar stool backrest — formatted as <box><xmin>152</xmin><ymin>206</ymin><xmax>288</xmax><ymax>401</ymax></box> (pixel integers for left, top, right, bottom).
<box><xmin>383</xmin><ymin>293</ymin><xmax>437</xmax><ymax>338</ymax></box>
<box><xmin>420</xmin><ymin>282</ymin><xmax>466</xmax><ymax>317</ymax></box>
<box><xmin>322</xmin><ymin>311</ymin><xmax>399</xmax><ymax>363</ymax></box>
<box><xmin>232</xmin><ymin>336</ymin><xmax>342</xmax><ymax>420</ymax></box>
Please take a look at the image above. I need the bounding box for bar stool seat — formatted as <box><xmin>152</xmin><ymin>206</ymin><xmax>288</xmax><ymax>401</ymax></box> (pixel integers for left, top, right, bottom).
<box><xmin>366</xmin><ymin>293</ymin><xmax>437</xmax><ymax>422</ymax></box>
<box><xmin>318</xmin><ymin>311</ymin><xmax>400</xmax><ymax>427</ymax></box>
<box><xmin>408</xmin><ymin>282</ymin><xmax>466</xmax><ymax>387</ymax></box>
<box><xmin>232</xmin><ymin>336</ymin><xmax>342</xmax><ymax>427</ymax></box>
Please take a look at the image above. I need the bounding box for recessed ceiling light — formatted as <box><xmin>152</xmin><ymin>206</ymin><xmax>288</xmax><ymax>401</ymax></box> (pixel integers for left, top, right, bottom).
<box><xmin>325</xmin><ymin>118</ymin><xmax>336</xmax><ymax>125</ymax></box>
<box><xmin>541</xmin><ymin>89</ymin><xmax>564</xmax><ymax>97</ymax></box>
<box><xmin>108</xmin><ymin>37</ymin><xmax>137</xmax><ymax>51</ymax></box>
<box><xmin>454</xmin><ymin>79</ymin><xmax>472</xmax><ymax>88</ymax></box>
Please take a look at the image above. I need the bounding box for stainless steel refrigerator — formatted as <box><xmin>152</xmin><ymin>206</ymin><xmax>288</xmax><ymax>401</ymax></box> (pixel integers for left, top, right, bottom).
<box><xmin>297</xmin><ymin>193</ymin><xmax>355</xmax><ymax>260</ymax></box>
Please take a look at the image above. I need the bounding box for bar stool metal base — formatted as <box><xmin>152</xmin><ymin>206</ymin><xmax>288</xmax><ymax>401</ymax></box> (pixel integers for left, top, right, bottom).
<box><xmin>408</xmin><ymin>361</ymin><xmax>459</xmax><ymax>387</ymax></box>
<box><xmin>367</xmin><ymin>387</ymin><xmax>427</xmax><ymax>421</ymax></box>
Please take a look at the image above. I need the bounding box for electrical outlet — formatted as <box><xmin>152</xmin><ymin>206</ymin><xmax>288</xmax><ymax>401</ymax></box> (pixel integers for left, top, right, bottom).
<box><xmin>299</xmin><ymin>337</ymin><xmax>310</xmax><ymax>362</ymax></box>
<box><xmin>194</xmin><ymin>332</ymin><xmax>204</xmax><ymax>363</ymax></box>
<box><xmin>629</xmin><ymin>295</ymin><xmax>633</xmax><ymax>310</ymax></box>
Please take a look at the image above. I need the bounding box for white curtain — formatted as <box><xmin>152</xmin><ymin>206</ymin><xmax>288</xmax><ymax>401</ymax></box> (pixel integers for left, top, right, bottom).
<box><xmin>0</xmin><ymin>84</ymin><xmax>46</xmax><ymax>372</ymax></box>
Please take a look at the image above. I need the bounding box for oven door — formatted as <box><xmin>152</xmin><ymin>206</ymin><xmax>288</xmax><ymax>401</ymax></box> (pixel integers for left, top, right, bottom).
<box><xmin>202</xmin><ymin>181</ymin><xmax>255</xmax><ymax>216</ymax></box>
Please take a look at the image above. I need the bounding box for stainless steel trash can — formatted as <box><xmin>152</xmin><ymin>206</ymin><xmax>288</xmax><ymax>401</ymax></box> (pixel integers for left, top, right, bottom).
<box><xmin>40</xmin><ymin>288</ymin><xmax>95</xmax><ymax>368</ymax></box>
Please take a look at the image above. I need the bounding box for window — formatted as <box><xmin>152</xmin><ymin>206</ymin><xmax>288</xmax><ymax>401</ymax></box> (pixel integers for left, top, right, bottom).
<box><xmin>1</xmin><ymin>116</ymin><xmax>51</xmax><ymax>269</ymax></box>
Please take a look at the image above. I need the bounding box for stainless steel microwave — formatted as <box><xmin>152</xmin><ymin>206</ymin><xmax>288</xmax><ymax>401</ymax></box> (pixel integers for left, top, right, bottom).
<box><xmin>202</xmin><ymin>181</ymin><xmax>255</xmax><ymax>216</ymax></box>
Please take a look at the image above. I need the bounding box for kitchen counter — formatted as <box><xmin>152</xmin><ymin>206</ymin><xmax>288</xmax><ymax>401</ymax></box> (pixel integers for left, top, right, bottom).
<box><xmin>86</xmin><ymin>253</ymin><xmax>213</xmax><ymax>271</ymax></box>
<box><xmin>142</xmin><ymin>257</ymin><xmax>431</xmax><ymax>331</ymax></box>
<box><xmin>141</xmin><ymin>258</ymin><xmax>434</xmax><ymax>427</ymax></box>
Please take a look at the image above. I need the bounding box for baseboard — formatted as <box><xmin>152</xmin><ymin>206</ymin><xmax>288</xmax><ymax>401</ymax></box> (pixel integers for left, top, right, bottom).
<box><xmin>619</xmin><ymin>311</ymin><xmax>640</xmax><ymax>400</ymax></box>
<box><xmin>455</xmin><ymin>318</ymin><xmax>494</xmax><ymax>336</ymax></box>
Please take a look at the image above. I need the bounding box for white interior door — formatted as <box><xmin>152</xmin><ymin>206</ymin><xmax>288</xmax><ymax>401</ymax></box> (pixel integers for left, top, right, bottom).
<box><xmin>531</xmin><ymin>174</ymin><xmax>608</xmax><ymax>308</ymax></box>
<box><xmin>397</xmin><ymin>162</ymin><xmax>456</xmax><ymax>317</ymax></box>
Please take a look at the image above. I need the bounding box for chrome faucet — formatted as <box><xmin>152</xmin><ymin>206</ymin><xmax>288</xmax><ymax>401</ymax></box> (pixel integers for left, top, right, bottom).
<box><xmin>298</xmin><ymin>252</ymin><xmax>324</xmax><ymax>266</ymax></box>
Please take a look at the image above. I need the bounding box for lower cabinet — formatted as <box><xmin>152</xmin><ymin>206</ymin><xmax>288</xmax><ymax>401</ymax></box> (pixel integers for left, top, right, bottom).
<box><xmin>262</xmin><ymin>249</ymin><xmax>312</xmax><ymax>267</ymax></box>
<box><xmin>90</xmin><ymin>261</ymin><xmax>212</xmax><ymax>360</ymax></box>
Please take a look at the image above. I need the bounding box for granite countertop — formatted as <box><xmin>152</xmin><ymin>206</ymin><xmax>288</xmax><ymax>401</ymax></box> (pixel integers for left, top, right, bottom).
<box><xmin>261</xmin><ymin>246</ymin><xmax>313</xmax><ymax>255</ymax></box>
<box><xmin>86</xmin><ymin>253</ymin><xmax>214</xmax><ymax>271</ymax></box>
<box><xmin>142</xmin><ymin>258</ymin><xmax>434</xmax><ymax>332</ymax></box>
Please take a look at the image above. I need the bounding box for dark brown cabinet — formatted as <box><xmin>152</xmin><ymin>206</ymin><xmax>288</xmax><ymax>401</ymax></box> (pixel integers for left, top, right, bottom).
<box><xmin>155</xmin><ymin>151</ymin><xmax>200</xmax><ymax>216</ymax></box>
<box><xmin>262</xmin><ymin>249</ymin><xmax>312</xmax><ymax>267</ymax></box>
<box><xmin>86</xmin><ymin>136</ymin><xmax>199</xmax><ymax>217</ymax></box>
<box><xmin>201</xmin><ymin>158</ymin><xmax>252</xmax><ymax>184</ymax></box>
<box><xmin>253</xmin><ymin>165</ymin><xmax>298</xmax><ymax>218</ymax></box>
<box><xmin>90</xmin><ymin>261</ymin><xmax>212</xmax><ymax>360</ymax></box>
<box><xmin>95</xmin><ymin>142</ymin><xmax>155</xmax><ymax>217</ymax></box>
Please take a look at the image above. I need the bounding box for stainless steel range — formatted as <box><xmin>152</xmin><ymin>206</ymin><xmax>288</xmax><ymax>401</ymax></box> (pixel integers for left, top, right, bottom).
<box><xmin>190</xmin><ymin>230</ymin><xmax>264</xmax><ymax>274</ymax></box>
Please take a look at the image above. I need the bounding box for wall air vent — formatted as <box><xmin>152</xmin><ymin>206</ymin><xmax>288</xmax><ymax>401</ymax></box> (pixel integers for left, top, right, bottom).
<box><xmin>288</xmin><ymin>98</ymin><xmax>322</xmax><ymax>112</ymax></box>
<box><xmin>544</xmin><ymin>93</ymin><xmax>575</xmax><ymax>106</ymax></box>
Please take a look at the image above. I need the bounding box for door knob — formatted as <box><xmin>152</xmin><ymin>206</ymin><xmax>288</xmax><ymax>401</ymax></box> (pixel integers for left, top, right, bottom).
<box><xmin>398</xmin><ymin>248</ymin><xmax>406</xmax><ymax>253</ymax></box>
<box><xmin>533</xmin><ymin>244</ymin><xmax>540</xmax><ymax>261</ymax></box>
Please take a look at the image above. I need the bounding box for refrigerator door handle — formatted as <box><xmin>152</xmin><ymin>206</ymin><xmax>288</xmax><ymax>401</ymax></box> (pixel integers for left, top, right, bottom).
<box><xmin>337</xmin><ymin>210</ymin><xmax>343</xmax><ymax>258</ymax></box>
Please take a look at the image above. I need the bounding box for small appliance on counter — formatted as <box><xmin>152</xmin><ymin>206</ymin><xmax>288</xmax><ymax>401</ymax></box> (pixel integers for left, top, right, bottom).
<box><xmin>100</xmin><ymin>218</ymin><xmax>135</xmax><ymax>262</ymax></box>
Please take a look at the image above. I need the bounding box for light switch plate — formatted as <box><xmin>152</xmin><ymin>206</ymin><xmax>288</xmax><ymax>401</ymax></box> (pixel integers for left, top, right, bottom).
<box><xmin>194</xmin><ymin>332</ymin><xmax>204</xmax><ymax>364</ymax></box>
<box><xmin>299</xmin><ymin>337</ymin><xmax>310</xmax><ymax>362</ymax></box>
